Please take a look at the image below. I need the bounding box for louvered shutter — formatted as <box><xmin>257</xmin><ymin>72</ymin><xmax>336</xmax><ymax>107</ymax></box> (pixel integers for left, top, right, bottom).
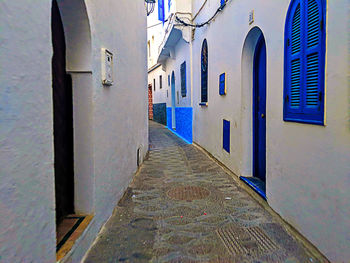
<box><xmin>158</xmin><ymin>0</ymin><xmax>164</xmax><ymax>22</ymax></box>
<box><xmin>303</xmin><ymin>0</ymin><xmax>323</xmax><ymax>116</ymax></box>
<box><xmin>201</xmin><ymin>39</ymin><xmax>208</xmax><ymax>103</ymax></box>
<box><xmin>284</xmin><ymin>0</ymin><xmax>325</xmax><ymax>124</ymax></box>
<box><xmin>181</xmin><ymin>61</ymin><xmax>187</xmax><ymax>97</ymax></box>
<box><xmin>286</xmin><ymin>2</ymin><xmax>302</xmax><ymax>113</ymax></box>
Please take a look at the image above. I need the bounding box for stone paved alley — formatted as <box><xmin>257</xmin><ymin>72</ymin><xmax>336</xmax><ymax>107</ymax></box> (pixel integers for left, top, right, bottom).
<box><xmin>83</xmin><ymin>122</ymin><xmax>326</xmax><ymax>263</ymax></box>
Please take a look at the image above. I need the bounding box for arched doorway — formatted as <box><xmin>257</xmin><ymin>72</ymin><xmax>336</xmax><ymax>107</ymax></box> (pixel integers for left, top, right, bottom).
<box><xmin>51</xmin><ymin>0</ymin><xmax>93</xmax><ymax>227</ymax></box>
<box><xmin>240</xmin><ymin>27</ymin><xmax>267</xmax><ymax>199</ymax></box>
<box><xmin>171</xmin><ymin>71</ymin><xmax>176</xmax><ymax>130</ymax></box>
<box><xmin>253</xmin><ymin>35</ymin><xmax>267</xmax><ymax>184</ymax></box>
<box><xmin>52</xmin><ymin>0</ymin><xmax>74</xmax><ymax>224</ymax></box>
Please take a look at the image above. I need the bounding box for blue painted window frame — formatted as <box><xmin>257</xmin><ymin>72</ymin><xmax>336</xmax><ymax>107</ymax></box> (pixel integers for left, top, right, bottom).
<box><xmin>283</xmin><ymin>0</ymin><xmax>326</xmax><ymax>125</ymax></box>
<box><xmin>158</xmin><ymin>0</ymin><xmax>165</xmax><ymax>22</ymax></box>
<box><xmin>200</xmin><ymin>39</ymin><xmax>208</xmax><ymax>104</ymax></box>
<box><xmin>219</xmin><ymin>73</ymin><xmax>226</xmax><ymax>95</ymax></box>
<box><xmin>223</xmin><ymin>120</ymin><xmax>230</xmax><ymax>153</ymax></box>
<box><xmin>180</xmin><ymin>61</ymin><xmax>187</xmax><ymax>97</ymax></box>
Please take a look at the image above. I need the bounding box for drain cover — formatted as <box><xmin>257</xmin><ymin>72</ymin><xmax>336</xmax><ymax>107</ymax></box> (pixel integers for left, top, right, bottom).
<box><xmin>216</xmin><ymin>225</ymin><xmax>278</xmax><ymax>256</ymax></box>
<box><xmin>167</xmin><ymin>186</ymin><xmax>210</xmax><ymax>201</ymax></box>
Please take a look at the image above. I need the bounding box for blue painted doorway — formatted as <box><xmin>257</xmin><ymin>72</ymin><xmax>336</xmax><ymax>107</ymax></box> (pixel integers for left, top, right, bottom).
<box><xmin>253</xmin><ymin>35</ymin><xmax>266</xmax><ymax>183</ymax></box>
<box><xmin>171</xmin><ymin>71</ymin><xmax>176</xmax><ymax>130</ymax></box>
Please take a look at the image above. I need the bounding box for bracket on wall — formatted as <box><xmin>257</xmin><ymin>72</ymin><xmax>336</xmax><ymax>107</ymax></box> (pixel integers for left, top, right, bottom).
<box><xmin>101</xmin><ymin>48</ymin><xmax>113</xmax><ymax>86</ymax></box>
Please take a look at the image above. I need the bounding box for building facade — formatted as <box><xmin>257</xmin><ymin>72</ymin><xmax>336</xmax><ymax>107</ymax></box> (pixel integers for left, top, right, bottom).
<box><xmin>149</xmin><ymin>0</ymin><xmax>350</xmax><ymax>262</ymax></box>
<box><xmin>0</xmin><ymin>0</ymin><xmax>148</xmax><ymax>262</ymax></box>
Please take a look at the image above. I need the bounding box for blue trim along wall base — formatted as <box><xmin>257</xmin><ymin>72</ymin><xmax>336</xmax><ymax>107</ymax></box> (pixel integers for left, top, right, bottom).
<box><xmin>167</xmin><ymin>107</ymin><xmax>193</xmax><ymax>143</ymax></box>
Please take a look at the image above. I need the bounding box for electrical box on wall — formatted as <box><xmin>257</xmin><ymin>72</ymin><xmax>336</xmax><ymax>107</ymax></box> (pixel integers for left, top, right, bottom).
<box><xmin>101</xmin><ymin>48</ymin><xmax>113</xmax><ymax>86</ymax></box>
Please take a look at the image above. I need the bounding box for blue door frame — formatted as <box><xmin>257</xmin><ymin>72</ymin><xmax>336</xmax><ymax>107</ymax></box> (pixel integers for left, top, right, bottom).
<box><xmin>253</xmin><ymin>35</ymin><xmax>266</xmax><ymax>183</ymax></box>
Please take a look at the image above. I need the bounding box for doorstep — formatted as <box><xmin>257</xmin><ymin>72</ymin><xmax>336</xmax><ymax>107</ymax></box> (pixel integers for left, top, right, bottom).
<box><xmin>240</xmin><ymin>176</ymin><xmax>267</xmax><ymax>200</ymax></box>
<box><xmin>56</xmin><ymin>215</ymin><xmax>93</xmax><ymax>262</ymax></box>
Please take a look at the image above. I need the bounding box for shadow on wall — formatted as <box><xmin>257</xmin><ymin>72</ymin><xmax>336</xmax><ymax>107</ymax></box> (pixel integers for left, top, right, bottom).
<box><xmin>153</xmin><ymin>103</ymin><xmax>167</xmax><ymax>125</ymax></box>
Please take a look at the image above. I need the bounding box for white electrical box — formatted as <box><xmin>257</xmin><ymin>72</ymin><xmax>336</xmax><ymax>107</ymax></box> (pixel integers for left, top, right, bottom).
<box><xmin>101</xmin><ymin>48</ymin><xmax>113</xmax><ymax>86</ymax></box>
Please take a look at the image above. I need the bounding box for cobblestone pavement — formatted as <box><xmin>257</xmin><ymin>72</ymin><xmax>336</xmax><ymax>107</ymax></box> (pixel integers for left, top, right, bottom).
<box><xmin>84</xmin><ymin>121</ymin><xmax>324</xmax><ymax>263</ymax></box>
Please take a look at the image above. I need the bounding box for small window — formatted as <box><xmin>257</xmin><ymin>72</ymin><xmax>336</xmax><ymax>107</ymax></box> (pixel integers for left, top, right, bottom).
<box><xmin>200</xmin><ymin>39</ymin><xmax>208</xmax><ymax>104</ymax></box>
<box><xmin>284</xmin><ymin>0</ymin><xmax>326</xmax><ymax>125</ymax></box>
<box><xmin>159</xmin><ymin>75</ymin><xmax>162</xmax><ymax>89</ymax></box>
<box><xmin>153</xmin><ymin>79</ymin><xmax>156</xmax><ymax>91</ymax></box>
<box><xmin>180</xmin><ymin>61</ymin><xmax>187</xmax><ymax>97</ymax></box>
<box><xmin>147</xmin><ymin>41</ymin><xmax>151</xmax><ymax>58</ymax></box>
<box><xmin>168</xmin><ymin>75</ymin><xmax>170</xmax><ymax>86</ymax></box>
<box><xmin>158</xmin><ymin>0</ymin><xmax>165</xmax><ymax>22</ymax></box>
<box><xmin>223</xmin><ymin>120</ymin><xmax>230</xmax><ymax>153</ymax></box>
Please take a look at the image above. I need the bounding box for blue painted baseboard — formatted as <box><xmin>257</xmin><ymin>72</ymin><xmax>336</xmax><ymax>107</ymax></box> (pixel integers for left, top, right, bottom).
<box><xmin>166</xmin><ymin>107</ymin><xmax>193</xmax><ymax>143</ymax></box>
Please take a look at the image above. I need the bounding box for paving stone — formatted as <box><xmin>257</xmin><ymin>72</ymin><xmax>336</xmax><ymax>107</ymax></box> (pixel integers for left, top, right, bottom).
<box><xmin>83</xmin><ymin>121</ymin><xmax>323</xmax><ymax>263</ymax></box>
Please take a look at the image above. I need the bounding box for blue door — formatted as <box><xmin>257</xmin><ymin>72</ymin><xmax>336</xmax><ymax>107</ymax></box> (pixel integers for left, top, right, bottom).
<box><xmin>171</xmin><ymin>71</ymin><xmax>176</xmax><ymax>130</ymax></box>
<box><xmin>253</xmin><ymin>35</ymin><xmax>266</xmax><ymax>182</ymax></box>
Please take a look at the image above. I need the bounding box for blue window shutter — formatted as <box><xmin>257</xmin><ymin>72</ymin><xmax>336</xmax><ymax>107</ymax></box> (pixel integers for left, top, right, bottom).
<box><xmin>180</xmin><ymin>61</ymin><xmax>187</xmax><ymax>97</ymax></box>
<box><xmin>286</xmin><ymin>2</ymin><xmax>302</xmax><ymax>113</ymax></box>
<box><xmin>158</xmin><ymin>0</ymin><xmax>164</xmax><ymax>22</ymax></box>
<box><xmin>304</xmin><ymin>0</ymin><xmax>323</xmax><ymax>118</ymax></box>
<box><xmin>223</xmin><ymin>120</ymin><xmax>230</xmax><ymax>153</ymax></box>
<box><xmin>284</xmin><ymin>0</ymin><xmax>325</xmax><ymax>124</ymax></box>
<box><xmin>201</xmin><ymin>39</ymin><xmax>208</xmax><ymax>103</ymax></box>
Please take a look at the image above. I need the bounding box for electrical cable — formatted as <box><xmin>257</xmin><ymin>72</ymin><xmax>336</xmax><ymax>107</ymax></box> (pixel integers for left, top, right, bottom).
<box><xmin>175</xmin><ymin>0</ymin><xmax>227</xmax><ymax>28</ymax></box>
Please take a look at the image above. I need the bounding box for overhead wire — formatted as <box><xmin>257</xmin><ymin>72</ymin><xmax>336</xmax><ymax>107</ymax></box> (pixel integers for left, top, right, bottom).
<box><xmin>175</xmin><ymin>0</ymin><xmax>227</xmax><ymax>28</ymax></box>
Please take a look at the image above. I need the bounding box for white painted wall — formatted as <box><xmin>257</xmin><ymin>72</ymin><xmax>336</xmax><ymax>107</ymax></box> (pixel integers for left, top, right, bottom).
<box><xmin>191</xmin><ymin>0</ymin><xmax>350</xmax><ymax>262</ymax></box>
<box><xmin>0</xmin><ymin>0</ymin><xmax>148</xmax><ymax>262</ymax></box>
<box><xmin>0</xmin><ymin>1</ymin><xmax>55</xmax><ymax>262</ymax></box>
<box><xmin>161</xmin><ymin>39</ymin><xmax>192</xmax><ymax>108</ymax></box>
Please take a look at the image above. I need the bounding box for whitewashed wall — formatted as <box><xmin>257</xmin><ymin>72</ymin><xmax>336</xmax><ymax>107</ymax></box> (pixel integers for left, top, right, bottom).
<box><xmin>148</xmin><ymin>66</ymin><xmax>169</xmax><ymax>104</ymax></box>
<box><xmin>191</xmin><ymin>0</ymin><xmax>350</xmax><ymax>262</ymax></box>
<box><xmin>0</xmin><ymin>1</ymin><xmax>55</xmax><ymax>262</ymax></box>
<box><xmin>0</xmin><ymin>0</ymin><xmax>148</xmax><ymax>262</ymax></box>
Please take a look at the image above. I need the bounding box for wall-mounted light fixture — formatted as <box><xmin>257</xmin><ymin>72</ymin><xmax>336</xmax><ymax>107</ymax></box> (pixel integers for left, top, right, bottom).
<box><xmin>145</xmin><ymin>0</ymin><xmax>155</xmax><ymax>16</ymax></box>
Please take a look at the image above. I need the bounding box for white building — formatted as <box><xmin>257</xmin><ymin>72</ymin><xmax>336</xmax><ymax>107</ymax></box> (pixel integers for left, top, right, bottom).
<box><xmin>0</xmin><ymin>0</ymin><xmax>148</xmax><ymax>262</ymax></box>
<box><xmin>150</xmin><ymin>0</ymin><xmax>350</xmax><ymax>262</ymax></box>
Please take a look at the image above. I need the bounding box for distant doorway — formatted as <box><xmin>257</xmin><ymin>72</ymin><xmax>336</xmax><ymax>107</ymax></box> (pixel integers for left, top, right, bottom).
<box><xmin>253</xmin><ymin>35</ymin><xmax>267</xmax><ymax>184</ymax></box>
<box><xmin>171</xmin><ymin>71</ymin><xmax>176</xmax><ymax>130</ymax></box>
<box><xmin>148</xmin><ymin>84</ymin><xmax>153</xmax><ymax>120</ymax></box>
<box><xmin>240</xmin><ymin>28</ymin><xmax>267</xmax><ymax>200</ymax></box>
<box><xmin>51</xmin><ymin>0</ymin><xmax>74</xmax><ymax>224</ymax></box>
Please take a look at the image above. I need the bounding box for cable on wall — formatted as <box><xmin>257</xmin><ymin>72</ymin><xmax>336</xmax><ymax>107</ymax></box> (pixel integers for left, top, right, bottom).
<box><xmin>175</xmin><ymin>0</ymin><xmax>227</xmax><ymax>28</ymax></box>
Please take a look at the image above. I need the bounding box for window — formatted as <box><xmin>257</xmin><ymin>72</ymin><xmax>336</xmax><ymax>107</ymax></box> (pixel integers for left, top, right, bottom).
<box><xmin>200</xmin><ymin>39</ymin><xmax>208</xmax><ymax>104</ymax></box>
<box><xmin>153</xmin><ymin>79</ymin><xmax>156</xmax><ymax>91</ymax></box>
<box><xmin>159</xmin><ymin>75</ymin><xmax>162</xmax><ymax>89</ymax></box>
<box><xmin>223</xmin><ymin>120</ymin><xmax>230</xmax><ymax>153</ymax></box>
<box><xmin>284</xmin><ymin>0</ymin><xmax>326</xmax><ymax>125</ymax></box>
<box><xmin>168</xmin><ymin>75</ymin><xmax>170</xmax><ymax>86</ymax></box>
<box><xmin>158</xmin><ymin>0</ymin><xmax>165</xmax><ymax>22</ymax></box>
<box><xmin>180</xmin><ymin>61</ymin><xmax>187</xmax><ymax>97</ymax></box>
<box><xmin>168</xmin><ymin>0</ymin><xmax>172</xmax><ymax>11</ymax></box>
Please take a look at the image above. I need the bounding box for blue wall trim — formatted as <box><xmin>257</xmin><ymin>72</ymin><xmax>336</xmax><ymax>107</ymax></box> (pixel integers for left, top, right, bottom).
<box><xmin>167</xmin><ymin>107</ymin><xmax>193</xmax><ymax>143</ymax></box>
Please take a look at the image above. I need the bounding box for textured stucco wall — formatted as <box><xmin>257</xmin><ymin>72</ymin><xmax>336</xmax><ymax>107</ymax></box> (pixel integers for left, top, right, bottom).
<box><xmin>0</xmin><ymin>1</ymin><xmax>56</xmax><ymax>262</ymax></box>
<box><xmin>191</xmin><ymin>0</ymin><xmax>350</xmax><ymax>261</ymax></box>
<box><xmin>0</xmin><ymin>0</ymin><xmax>148</xmax><ymax>262</ymax></box>
<box><xmin>67</xmin><ymin>0</ymin><xmax>148</xmax><ymax>262</ymax></box>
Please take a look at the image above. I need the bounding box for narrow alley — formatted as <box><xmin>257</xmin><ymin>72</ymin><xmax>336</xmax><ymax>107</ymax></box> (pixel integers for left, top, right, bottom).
<box><xmin>83</xmin><ymin>122</ymin><xmax>323</xmax><ymax>263</ymax></box>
